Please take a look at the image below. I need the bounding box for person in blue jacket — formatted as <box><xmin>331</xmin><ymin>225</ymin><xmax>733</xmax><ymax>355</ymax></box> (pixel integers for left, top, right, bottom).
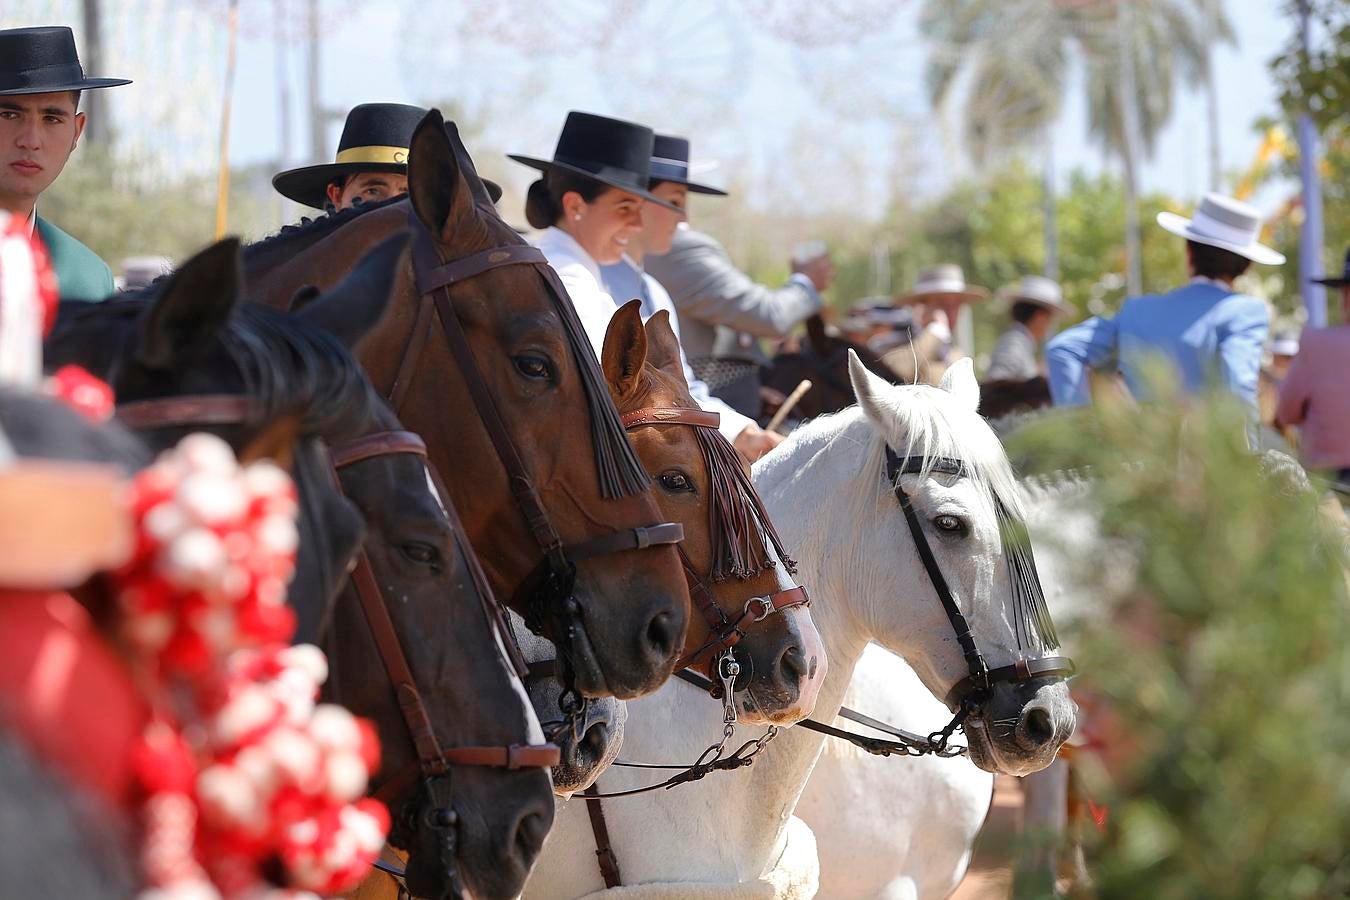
<box><xmin>1045</xmin><ymin>193</ymin><xmax>1285</xmax><ymax>412</ymax></box>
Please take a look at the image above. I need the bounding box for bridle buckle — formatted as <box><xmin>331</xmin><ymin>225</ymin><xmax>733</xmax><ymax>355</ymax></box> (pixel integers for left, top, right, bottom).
<box><xmin>743</xmin><ymin>596</ymin><xmax>775</xmax><ymax>622</ymax></box>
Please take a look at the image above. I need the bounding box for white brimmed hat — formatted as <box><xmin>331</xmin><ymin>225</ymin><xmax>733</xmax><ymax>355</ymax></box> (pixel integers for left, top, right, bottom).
<box><xmin>1156</xmin><ymin>193</ymin><xmax>1286</xmax><ymax>266</ymax></box>
<box><xmin>999</xmin><ymin>274</ymin><xmax>1071</xmax><ymax>315</ymax></box>
<box><xmin>896</xmin><ymin>264</ymin><xmax>989</xmax><ymax>305</ymax></box>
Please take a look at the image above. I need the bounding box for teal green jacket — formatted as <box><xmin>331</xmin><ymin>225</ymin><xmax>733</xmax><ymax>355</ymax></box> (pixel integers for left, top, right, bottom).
<box><xmin>35</xmin><ymin>217</ymin><xmax>114</xmax><ymax>302</ymax></box>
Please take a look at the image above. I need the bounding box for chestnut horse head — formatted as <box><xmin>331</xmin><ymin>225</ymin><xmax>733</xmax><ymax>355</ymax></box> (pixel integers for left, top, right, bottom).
<box><xmin>244</xmin><ymin>111</ymin><xmax>690</xmax><ymax>700</ymax></box>
<box><xmin>602</xmin><ymin>302</ymin><xmax>827</xmax><ymax>726</ymax></box>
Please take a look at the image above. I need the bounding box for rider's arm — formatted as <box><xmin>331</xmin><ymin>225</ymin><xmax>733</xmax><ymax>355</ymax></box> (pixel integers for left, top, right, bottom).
<box><xmin>1045</xmin><ymin>315</ymin><xmax>1120</xmax><ymax>407</ymax></box>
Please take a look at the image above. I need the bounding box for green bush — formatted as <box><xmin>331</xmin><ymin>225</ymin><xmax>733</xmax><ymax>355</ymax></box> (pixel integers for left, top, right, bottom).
<box><xmin>1007</xmin><ymin>381</ymin><xmax>1350</xmax><ymax>899</ymax></box>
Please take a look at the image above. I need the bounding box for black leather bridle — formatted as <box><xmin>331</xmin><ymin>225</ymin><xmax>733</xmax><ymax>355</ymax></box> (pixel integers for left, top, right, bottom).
<box><xmin>885</xmin><ymin>447</ymin><xmax>1075</xmax><ymax>748</ymax></box>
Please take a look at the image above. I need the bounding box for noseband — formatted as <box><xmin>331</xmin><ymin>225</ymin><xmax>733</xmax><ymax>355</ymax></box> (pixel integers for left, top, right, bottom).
<box><xmin>621</xmin><ymin>406</ymin><xmax>810</xmax><ymax>684</ymax></box>
<box><xmin>885</xmin><ymin>448</ymin><xmax>1075</xmax><ymax>725</ymax></box>
<box><xmin>400</xmin><ymin>213</ymin><xmax>684</xmax><ymax>703</ymax></box>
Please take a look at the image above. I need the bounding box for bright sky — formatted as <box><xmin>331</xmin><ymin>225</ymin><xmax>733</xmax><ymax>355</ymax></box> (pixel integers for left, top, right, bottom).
<box><xmin>2</xmin><ymin>1</ymin><xmax>1299</xmax><ymax>220</ymax></box>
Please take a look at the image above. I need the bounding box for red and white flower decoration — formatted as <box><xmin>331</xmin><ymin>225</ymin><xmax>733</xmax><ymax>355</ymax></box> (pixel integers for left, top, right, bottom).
<box><xmin>110</xmin><ymin>433</ymin><xmax>387</xmax><ymax>899</ymax></box>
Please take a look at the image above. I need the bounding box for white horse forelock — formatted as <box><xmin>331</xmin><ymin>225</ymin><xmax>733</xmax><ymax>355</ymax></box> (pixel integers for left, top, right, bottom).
<box><xmin>755</xmin><ymin>379</ymin><xmax>1026</xmax><ymax>635</ymax></box>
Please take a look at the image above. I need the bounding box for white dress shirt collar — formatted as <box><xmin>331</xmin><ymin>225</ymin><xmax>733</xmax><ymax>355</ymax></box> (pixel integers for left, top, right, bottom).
<box><xmin>537</xmin><ymin>226</ymin><xmax>602</xmax><ymax>284</ymax></box>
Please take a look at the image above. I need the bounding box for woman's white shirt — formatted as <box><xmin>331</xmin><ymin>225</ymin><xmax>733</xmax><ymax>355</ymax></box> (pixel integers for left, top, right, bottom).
<box><xmin>535</xmin><ymin>226</ymin><xmax>753</xmax><ymax>443</ymax></box>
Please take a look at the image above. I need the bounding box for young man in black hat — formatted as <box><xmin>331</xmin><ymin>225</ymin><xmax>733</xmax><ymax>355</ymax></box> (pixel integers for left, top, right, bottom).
<box><xmin>273</xmin><ymin>102</ymin><xmax>501</xmax><ymax>212</ymax></box>
<box><xmin>0</xmin><ymin>26</ymin><xmax>130</xmax><ymax>301</ymax></box>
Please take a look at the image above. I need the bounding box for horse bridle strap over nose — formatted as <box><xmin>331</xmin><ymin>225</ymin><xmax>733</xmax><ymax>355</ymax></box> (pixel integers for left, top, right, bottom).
<box><xmin>884</xmin><ymin>447</ymin><xmax>1075</xmax><ymax>711</ymax></box>
<box><xmin>328</xmin><ymin>430</ymin><xmax>560</xmax><ymax>811</ymax></box>
<box><xmin>619</xmin><ymin>406</ymin><xmax>811</xmax><ymax>675</ymax></box>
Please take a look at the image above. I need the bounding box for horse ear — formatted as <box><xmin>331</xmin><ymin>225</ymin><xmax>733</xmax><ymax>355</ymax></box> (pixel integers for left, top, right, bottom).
<box><xmin>294</xmin><ymin>233</ymin><xmax>408</xmax><ymax>351</ymax></box>
<box><xmin>238</xmin><ymin>413</ymin><xmax>300</xmax><ymax>470</ymax></box>
<box><xmin>848</xmin><ymin>348</ymin><xmax>895</xmax><ymax>432</ymax></box>
<box><xmin>408</xmin><ymin>109</ymin><xmax>477</xmax><ymax>239</ymax></box>
<box><xmin>938</xmin><ymin>357</ymin><xmax>980</xmax><ymax>413</ymax></box>
<box><xmin>643</xmin><ymin>310</ymin><xmax>689</xmax><ymax>391</ymax></box>
<box><xmin>601</xmin><ymin>299</ymin><xmax>648</xmax><ymax>406</ymax></box>
<box><xmin>136</xmin><ymin>238</ymin><xmax>241</xmax><ymax>370</ymax></box>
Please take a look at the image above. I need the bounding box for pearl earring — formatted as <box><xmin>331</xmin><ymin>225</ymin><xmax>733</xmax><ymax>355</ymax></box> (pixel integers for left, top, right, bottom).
<box><xmin>574</xmin><ymin>214</ymin><xmax>582</xmax><ymax>221</ymax></box>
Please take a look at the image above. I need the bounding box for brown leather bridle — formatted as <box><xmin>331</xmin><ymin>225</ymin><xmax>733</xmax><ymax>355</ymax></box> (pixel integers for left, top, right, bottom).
<box><xmin>619</xmin><ymin>406</ymin><xmax>810</xmax><ymax>678</ymax></box>
<box><xmin>328</xmin><ymin>429</ymin><xmax>560</xmax><ymax>814</ymax></box>
<box><xmin>398</xmin><ymin>212</ymin><xmax>685</xmax><ymax>684</ymax></box>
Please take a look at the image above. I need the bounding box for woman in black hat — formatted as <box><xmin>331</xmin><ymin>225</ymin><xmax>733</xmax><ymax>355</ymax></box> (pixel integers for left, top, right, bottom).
<box><xmin>0</xmin><ymin>26</ymin><xmax>130</xmax><ymax>301</ymax></box>
<box><xmin>510</xmin><ymin>111</ymin><xmax>680</xmax><ymax>353</ymax></box>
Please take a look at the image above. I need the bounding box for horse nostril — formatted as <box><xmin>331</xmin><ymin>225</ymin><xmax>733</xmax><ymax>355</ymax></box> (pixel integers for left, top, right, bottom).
<box><xmin>510</xmin><ymin>809</ymin><xmax>549</xmax><ymax>869</ymax></box>
<box><xmin>642</xmin><ymin>610</ymin><xmax>678</xmax><ymax>662</ymax></box>
<box><xmin>776</xmin><ymin>645</ymin><xmax>808</xmax><ymax>684</ymax></box>
<box><xmin>1021</xmin><ymin>706</ymin><xmax>1055</xmax><ymax>747</ymax></box>
<box><xmin>580</xmin><ymin>719</ymin><xmax>609</xmax><ymax>760</ymax></box>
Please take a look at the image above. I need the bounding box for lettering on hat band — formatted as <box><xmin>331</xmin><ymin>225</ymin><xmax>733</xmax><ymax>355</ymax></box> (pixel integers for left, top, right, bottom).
<box><xmin>334</xmin><ymin>145</ymin><xmax>408</xmax><ymax>166</ymax></box>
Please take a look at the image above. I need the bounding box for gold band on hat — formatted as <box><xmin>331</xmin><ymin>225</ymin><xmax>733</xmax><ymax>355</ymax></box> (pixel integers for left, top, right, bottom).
<box><xmin>333</xmin><ymin>145</ymin><xmax>408</xmax><ymax>165</ymax></box>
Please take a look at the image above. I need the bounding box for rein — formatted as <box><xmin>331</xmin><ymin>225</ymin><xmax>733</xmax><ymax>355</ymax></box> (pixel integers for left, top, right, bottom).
<box><xmin>400</xmin><ymin>213</ymin><xmax>685</xmax><ymax>722</ymax></box>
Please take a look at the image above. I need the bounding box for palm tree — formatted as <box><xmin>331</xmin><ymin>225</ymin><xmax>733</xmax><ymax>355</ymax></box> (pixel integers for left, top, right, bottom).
<box><xmin>921</xmin><ymin>0</ymin><xmax>1234</xmax><ymax>294</ymax></box>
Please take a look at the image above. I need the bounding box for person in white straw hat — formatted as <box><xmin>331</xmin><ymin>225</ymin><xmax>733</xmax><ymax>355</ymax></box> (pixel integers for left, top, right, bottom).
<box><xmin>1046</xmin><ymin>192</ymin><xmax>1285</xmax><ymax>411</ymax></box>
<box><xmin>985</xmin><ymin>274</ymin><xmax>1071</xmax><ymax>382</ymax></box>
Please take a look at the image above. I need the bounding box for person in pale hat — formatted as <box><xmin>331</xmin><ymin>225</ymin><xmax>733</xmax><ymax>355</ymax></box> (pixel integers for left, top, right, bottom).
<box><xmin>881</xmin><ymin>264</ymin><xmax>988</xmax><ymax>384</ymax></box>
<box><xmin>1276</xmin><ymin>247</ymin><xmax>1350</xmax><ymax>480</ymax></box>
<box><xmin>273</xmin><ymin>102</ymin><xmax>502</xmax><ymax>212</ymax></box>
<box><xmin>0</xmin><ymin>26</ymin><xmax>131</xmax><ymax>301</ymax></box>
<box><xmin>1046</xmin><ymin>192</ymin><xmax>1285</xmax><ymax>411</ymax></box>
<box><xmin>985</xmin><ymin>274</ymin><xmax>1071</xmax><ymax>383</ymax></box>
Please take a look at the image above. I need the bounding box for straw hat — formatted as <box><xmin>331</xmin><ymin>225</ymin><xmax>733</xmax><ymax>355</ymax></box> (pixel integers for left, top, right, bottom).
<box><xmin>1156</xmin><ymin>193</ymin><xmax>1285</xmax><ymax>266</ymax></box>
<box><xmin>895</xmin><ymin>264</ymin><xmax>989</xmax><ymax>306</ymax></box>
<box><xmin>999</xmin><ymin>274</ymin><xmax>1071</xmax><ymax>315</ymax></box>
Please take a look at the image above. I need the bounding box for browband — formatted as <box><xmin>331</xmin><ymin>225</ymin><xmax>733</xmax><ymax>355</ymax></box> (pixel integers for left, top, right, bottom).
<box><xmin>330</xmin><ymin>430</ymin><xmax>427</xmax><ymax>468</ymax></box>
<box><xmin>621</xmin><ymin>407</ymin><xmax>722</xmax><ymax>430</ymax></box>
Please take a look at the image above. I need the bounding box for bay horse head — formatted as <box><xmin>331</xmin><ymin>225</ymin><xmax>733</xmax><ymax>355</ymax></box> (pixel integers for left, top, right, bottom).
<box><xmin>244</xmin><ymin>110</ymin><xmax>691</xmax><ymax>700</ymax></box>
<box><xmin>603</xmin><ymin>302</ymin><xmax>826</xmax><ymax>726</ymax></box>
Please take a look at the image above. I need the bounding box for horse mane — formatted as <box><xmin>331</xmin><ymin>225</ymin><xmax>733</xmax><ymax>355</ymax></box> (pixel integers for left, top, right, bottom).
<box><xmin>242</xmin><ymin>195</ymin><xmax>406</xmax><ymax>271</ymax></box>
<box><xmin>53</xmin><ymin>298</ymin><xmax>374</xmax><ymax>441</ymax></box>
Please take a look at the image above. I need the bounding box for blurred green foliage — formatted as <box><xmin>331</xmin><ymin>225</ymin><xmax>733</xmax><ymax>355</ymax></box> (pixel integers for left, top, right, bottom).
<box><xmin>1007</xmin><ymin>382</ymin><xmax>1350</xmax><ymax>898</ymax></box>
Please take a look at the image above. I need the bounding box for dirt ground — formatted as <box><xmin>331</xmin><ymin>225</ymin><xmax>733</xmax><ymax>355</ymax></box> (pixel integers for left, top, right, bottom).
<box><xmin>948</xmin><ymin>774</ymin><xmax>1022</xmax><ymax>900</ymax></box>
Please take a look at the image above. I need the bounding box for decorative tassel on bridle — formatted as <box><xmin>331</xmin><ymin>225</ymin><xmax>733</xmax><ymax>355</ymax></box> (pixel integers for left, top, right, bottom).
<box><xmin>994</xmin><ymin>496</ymin><xmax>1060</xmax><ymax>652</ymax></box>
<box><xmin>693</xmin><ymin>425</ymin><xmax>796</xmax><ymax>582</ymax></box>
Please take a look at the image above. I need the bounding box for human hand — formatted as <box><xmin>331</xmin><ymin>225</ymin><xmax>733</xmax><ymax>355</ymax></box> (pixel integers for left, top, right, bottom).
<box><xmin>792</xmin><ymin>253</ymin><xmax>835</xmax><ymax>292</ymax></box>
<box><xmin>733</xmin><ymin>423</ymin><xmax>785</xmax><ymax>463</ymax></box>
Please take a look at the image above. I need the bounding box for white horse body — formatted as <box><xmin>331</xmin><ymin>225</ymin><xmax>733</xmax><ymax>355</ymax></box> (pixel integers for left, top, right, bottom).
<box><xmin>794</xmin><ymin>644</ymin><xmax>993</xmax><ymax>900</ymax></box>
<box><xmin>523</xmin><ymin>358</ymin><xmax>1076</xmax><ymax>898</ymax></box>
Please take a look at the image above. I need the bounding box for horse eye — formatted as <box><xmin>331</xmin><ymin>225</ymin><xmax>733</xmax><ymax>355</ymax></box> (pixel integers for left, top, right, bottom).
<box><xmin>659</xmin><ymin>470</ymin><xmax>694</xmax><ymax>494</ymax></box>
<box><xmin>933</xmin><ymin>514</ymin><xmax>965</xmax><ymax>534</ymax></box>
<box><xmin>400</xmin><ymin>542</ymin><xmax>440</xmax><ymax>566</ymax></box>
<box><xmin>511</xmin><ymin>354</ymin><xmax>553</xmax><ymax>382</ymax></box>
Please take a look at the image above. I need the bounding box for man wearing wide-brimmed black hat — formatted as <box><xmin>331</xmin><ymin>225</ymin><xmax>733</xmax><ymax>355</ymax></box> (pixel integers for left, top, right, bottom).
<box><xmin>0</xmin><ymin>26</ymin><xmax>130</xmax><ymax>301</ymax></box>
<box><xmin>273</xmin><ymin>102</ymin><xmax>502</xmax><ymax>212</ymax></box>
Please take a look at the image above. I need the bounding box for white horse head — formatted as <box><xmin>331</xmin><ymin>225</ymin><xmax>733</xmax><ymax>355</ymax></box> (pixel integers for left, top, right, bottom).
<box><xmin>755</xmin><ymin>353</ymin><xmax>1076</xmax><ymax>775</ymax></box>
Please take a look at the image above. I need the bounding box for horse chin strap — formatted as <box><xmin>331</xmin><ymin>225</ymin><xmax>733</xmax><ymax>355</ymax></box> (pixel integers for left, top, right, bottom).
<box><xmin>884</xmin><ymin>447</ymin><xmax>1075</xmax><ymax>740</ymax></box>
